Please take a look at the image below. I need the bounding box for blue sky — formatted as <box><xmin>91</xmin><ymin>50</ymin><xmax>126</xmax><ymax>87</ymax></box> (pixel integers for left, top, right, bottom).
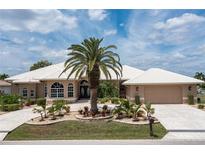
<box><xmin>1</xmin><ymin>9</ymin><xmax>205</xmax><ymax>76</ymax></box>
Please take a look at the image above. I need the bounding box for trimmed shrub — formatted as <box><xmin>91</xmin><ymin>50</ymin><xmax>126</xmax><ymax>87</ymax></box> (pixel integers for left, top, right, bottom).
<box><xmin>198</xmin><ymin>104</ymin><xmax>204</xmax><ymax>109</ymax></box>
<box><xmin>1</xmin><ymin>104</ymin><xmax>20</xmax><ymax>111</ymax></box>
<box><xmin>0</xmin><ymin>94</ymin><xmax>21</xmax><ymax>104</ymax></box>
<box><xmin>135</xmin><ymin>95</ymin><xmax>141</xmax><ymax>105</ymax></box>
<box><xmin>187</xmin><ymin>94</ymin><xmax>194</xmax><ymax>105</ymax></box>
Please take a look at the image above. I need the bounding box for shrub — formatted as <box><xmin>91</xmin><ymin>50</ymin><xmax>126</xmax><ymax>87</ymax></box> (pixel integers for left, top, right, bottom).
<box><xmin>198</xmin><ymin>104</ymin><xmax>204</xmax><ymax>109</ymax></box>
<box><xmin>83</xmin><ymin>106</ymin><xmax>89</xmax><ymax>117</ymax></box>
<box><xmin>36</xmin><ymin>98</ymin><xmax>46</xmax><ymax>108</ymax></box>
<box><xmin>187</xmin><ymin>94</ymin><xmax>194</xmax><ymax>105</ymax></box>
<box><xmin>0</xmin><ymin>94</ymin><xmax>22</xmax><ymax>104</ymax></box>
<box><xmin>111</xmin><ymin>97</ymin><xmax>120</xmax><ymax>104</ymax></box>
<box><xmin>102</xmin><ymin>104</ymin><xmax>108</xmax><ymax>110</ymax></box>
<box><xmin>97</xmin><ymin>81</ymin><xmax>119</xmax><ymax>98</ymax></box>
<box><xmin>78</xmin><ymin>109</ymin><xmax>83</xmax><ymax>115</ymax></box>
<box><xmin>135</xmin><ymin>95</ymin><xmax>141</xmax><ymax>105</ymax></box>
<box><xmin>98</xmin><ymin>97</ymin><xmax>110</xmax><ymax>104</ymax></box>
<box><xmin>1</xmin><ymin>104</ymin><xmax>20</xmax><ymax>111</ymax></box>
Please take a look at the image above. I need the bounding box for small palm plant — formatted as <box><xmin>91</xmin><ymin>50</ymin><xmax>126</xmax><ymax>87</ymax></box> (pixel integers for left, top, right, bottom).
<box><xmin>60</xmin><ymin>37</ymin><xmax>122</xmax><ymax>114</ymax></box>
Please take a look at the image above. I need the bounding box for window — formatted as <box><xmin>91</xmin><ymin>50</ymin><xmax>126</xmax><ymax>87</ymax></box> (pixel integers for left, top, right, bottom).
<box><xmin>44</xmin><ymin>85</ymin><xmax>47</xmax><ymax>97</ymax></box>
<box><xmin>22</xmin><ymin>88</ymin><xmax>27</xmax><ymax>97</ymax></box>
<box><xmin>30</xmin><ymin>90</ymin><xmax>35</xmax><ymax>97</ymax></box>
<box><xmin>188</xmin><ymin>86</ymin><xmax>192</xmax><ymax>91</ymax></box>
<box><xmin>68</xmin><ymin>83</ymin><xmax>74</xmax><ymax>97</ymax></box>
<box><xmin>51</xmin><ymin>82</ymin><xmax>64</xmax><ymax>98</ymax></box>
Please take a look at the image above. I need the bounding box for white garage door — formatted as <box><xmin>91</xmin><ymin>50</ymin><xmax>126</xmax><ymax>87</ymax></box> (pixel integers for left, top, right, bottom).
<box><xmin>144</xmin><ymin>85</ymin><xmax>182</xmax><ymax>104</ymax></box>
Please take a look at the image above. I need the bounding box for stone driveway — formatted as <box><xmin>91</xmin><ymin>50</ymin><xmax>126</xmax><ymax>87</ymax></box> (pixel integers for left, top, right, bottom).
<box><xmin>153</xmin><ymin>104</ymin><xmax>205</xmax><ymax>140</ymax></box>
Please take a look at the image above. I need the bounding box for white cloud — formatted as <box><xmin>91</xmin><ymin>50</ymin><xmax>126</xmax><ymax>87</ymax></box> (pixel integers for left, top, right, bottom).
<box><xmin>28</xmin><ymin>46</ymin><xmax>67</xmax><ymax>60</ymax></box>
<box><xmin>104</xmin><ymin>29</ymin><xmax>117</xmax><ymax>36</ymax></box>
<box><xmin>173</xmin><ymin>52</ymin><xmax>186</xmax><ymax>59</ymax></box>
<box><xmin>0</xmin><ymin>10</ymin><xmax>78</xmax><ymax>33</ymax></box>
<box><xmin>88</xmin><ymin>10</ymin><xmax>107</xmax><ymax>21</ymax></box>
<box><xmin>154</xmin><ymin>13</ymin><xmax>205</xmax><ymax>30</ymax></box>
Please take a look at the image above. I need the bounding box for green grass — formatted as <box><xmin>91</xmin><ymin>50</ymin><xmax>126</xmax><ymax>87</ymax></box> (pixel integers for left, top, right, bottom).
<box><xmin>5</xmin><ymin>120</ymin><xmax>167</xmax><ymax>140</ymax></box>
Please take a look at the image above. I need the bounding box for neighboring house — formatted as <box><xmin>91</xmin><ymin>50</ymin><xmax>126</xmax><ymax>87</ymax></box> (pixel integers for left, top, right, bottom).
<box><xmin>5</xmin><ymin>62</ymin><xmax>204</xmax><ymax>104</ymax></box>
<box><xmin>0</xmin><ymin>80</ymin><xmax>11</xmax><ymax>95</ymax></box>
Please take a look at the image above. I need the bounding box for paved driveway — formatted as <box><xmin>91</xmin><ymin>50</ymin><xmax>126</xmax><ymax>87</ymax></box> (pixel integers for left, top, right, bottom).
<box><xmin>0</xmin><ymin>101</ymin><xmax>90</xmax><ymax>141</ymax></box>
<box><xmin>153</xmin><ymin>104</ymin><xmax>205</xmax><ymax>140</ymax></box>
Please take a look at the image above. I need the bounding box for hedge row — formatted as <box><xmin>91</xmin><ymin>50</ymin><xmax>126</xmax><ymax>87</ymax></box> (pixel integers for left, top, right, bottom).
<box><xmin>0</xmin><ymin>104</ymin><xmax>21</xmax><ymax>111</ymax></box>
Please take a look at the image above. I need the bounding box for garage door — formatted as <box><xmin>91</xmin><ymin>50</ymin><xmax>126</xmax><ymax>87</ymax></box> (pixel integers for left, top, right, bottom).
<box><xmin>144</xmin><ymin>85</ymin><xmax>182</xmax><ymax>104</ymax></box>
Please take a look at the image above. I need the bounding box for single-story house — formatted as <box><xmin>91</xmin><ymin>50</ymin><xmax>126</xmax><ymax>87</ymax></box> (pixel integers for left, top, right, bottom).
<box><xmin>5</xmin><ymin>62</ymin><xmax>204</xmax><ymax>104</ymax></box>
<box><xmin>0</xmin><ymin>80</ymin><xmax>11</xmax><ymax>95</ymax></box>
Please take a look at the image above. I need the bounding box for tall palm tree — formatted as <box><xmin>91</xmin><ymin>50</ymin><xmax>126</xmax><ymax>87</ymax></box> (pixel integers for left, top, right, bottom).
<box><xmin>60</xmin><ymin>37</ymin><xmax>122</xmax><ymax>113</ymax></box>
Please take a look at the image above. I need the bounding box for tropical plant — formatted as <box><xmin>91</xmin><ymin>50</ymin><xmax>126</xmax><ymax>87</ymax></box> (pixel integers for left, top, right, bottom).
<box><xmin>33</xmin><ymin>107</ymin><xmax>45</xmax><ymax>121</ymax></box>
<box><xmin>47</xmin><ymin>106</ymin><xmax>57</xmax><ymax>120</ymax></box>
<box><xmin>60</xmin><ymin>37</ymin><xmax>122</xmax><ymax>113</ymax></box>
<box><xmin>63</xmin><ymin>105</ymin><xmax>70</xmax><ymax>114</ymax></box>
<box><xmin>53</xmin><ymin>100</ymin><xmax>66</xmax><ymax>116</ymax></box>
<box><xmin>30</xmin><ymin>60</ymin><xmax>52</xmax><ymax>71</ymax></box>
<box><xmin>112</xmin><ymin>106</ymin><xmax>125</xmax><ymax>119</ymax></box>
<box><xmin>97</xmin><ymin>81</ymin><xmax>119</xmax><ymax>98</ymax></box>
<box><xmin>131</xmin><ymin>104</ymin><xmax>141</xmax><ymax>121</ymax></box>
<box><xmin>198</xmin><ymin>104</ymin><xmax>204</xmax><ymax>109</ymax></box>
<box><xmin>36</xmin><ymin>98</ymin><xmax>47</xmax><ymax>118</ymax></box>
<box><xmin>83</xmin><ymin>106</ymin><xmax>89</xmax><ymax>117</ymax></box>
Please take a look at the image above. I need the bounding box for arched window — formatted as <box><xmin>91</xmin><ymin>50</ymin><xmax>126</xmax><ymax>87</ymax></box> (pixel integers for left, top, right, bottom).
<box><xmin>68</xmin><ymin>83</ymin><xmax>74</xmax><ymax>97</ymax></box>
<box><xmin>51</xmin><ymin>82</ymin><xmax>64</xmax><ymax>98</ymax></box>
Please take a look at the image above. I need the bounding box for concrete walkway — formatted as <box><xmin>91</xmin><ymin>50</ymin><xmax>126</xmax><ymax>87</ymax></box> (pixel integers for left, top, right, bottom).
<box><xmin>153</xmin><ymin>104</ymin><xmax>205</xmax><ymax>140</ymax></box>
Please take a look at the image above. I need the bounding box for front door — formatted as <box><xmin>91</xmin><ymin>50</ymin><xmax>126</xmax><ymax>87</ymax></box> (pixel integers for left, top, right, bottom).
<box><xmin>80</xmin><ymin>80</ymin><xmax>90</xmax><ymax>98</ymax></box>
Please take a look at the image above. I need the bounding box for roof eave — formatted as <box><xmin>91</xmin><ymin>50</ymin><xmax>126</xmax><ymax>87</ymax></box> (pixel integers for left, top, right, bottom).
<box><xmin>123</xmin><ymin>82</ymin><xmax>204</xmax><ymax>85</ymax></box>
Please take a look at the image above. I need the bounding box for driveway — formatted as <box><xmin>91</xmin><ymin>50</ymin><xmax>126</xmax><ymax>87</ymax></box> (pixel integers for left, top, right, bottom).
<box><xmin>153</xmin><ymin>104</ymin><xmax>205</xmax><ymax>140</ymax></box>
<box><xmin>0</xmin><ymin>108</ymin><xmax>39</xmax><ymax>141</ymax></box>
<box><xmin>0</xmin><ymin>101</ymin><xmax>90</xmax><ymax>141</ymax></box>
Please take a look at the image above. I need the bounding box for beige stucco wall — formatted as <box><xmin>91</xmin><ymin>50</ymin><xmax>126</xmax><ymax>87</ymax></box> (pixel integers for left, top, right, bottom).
<box><xmin>126</xmin><ymin>84</ymin><xmax>198</xmax><ymax>104</ymax></box>
<box><xmin>11</xmin><ymin>83</ymin><xmax>37</xmax><ymax>99</ymax></box>
<box><xmin>46</xmin><ymin>80</ymin><xmax>78</xmax><ymax>102</ymax></box>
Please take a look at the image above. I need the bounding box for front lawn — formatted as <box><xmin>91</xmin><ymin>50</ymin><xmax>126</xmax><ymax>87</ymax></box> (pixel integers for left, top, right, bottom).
<box><xmin>5</xmin><ymin>120</ymin><xmax>167</xmax><ymax>140</ymax></box>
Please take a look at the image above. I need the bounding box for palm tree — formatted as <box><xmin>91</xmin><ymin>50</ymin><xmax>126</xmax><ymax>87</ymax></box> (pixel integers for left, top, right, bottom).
<box><xmin>60</xmin><ymin>37</ymin><xmax>122</xmax><ymax>113</ymax></box>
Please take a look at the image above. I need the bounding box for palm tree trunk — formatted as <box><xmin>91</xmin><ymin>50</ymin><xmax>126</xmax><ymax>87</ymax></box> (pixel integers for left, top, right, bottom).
<box><xmin>90</xmin><ymin>88</ymin><xmax>98</xmax><ymax>113</ymax></box>
<box><xmin>89</xmin><ymin>64</ymin><xmax>100</xmax><ymax>114</ymax></box>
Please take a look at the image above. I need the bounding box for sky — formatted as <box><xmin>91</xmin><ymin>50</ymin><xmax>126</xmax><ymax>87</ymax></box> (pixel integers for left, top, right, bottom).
<box><xmin>0</xmin><ymin>9</ymin><xmax>205</xmax><ymax>76</ymax></box>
